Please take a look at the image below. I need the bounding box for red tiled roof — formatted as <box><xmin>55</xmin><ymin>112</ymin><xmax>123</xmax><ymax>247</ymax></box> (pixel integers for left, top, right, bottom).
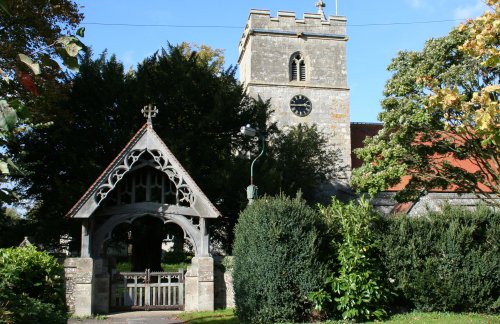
<box><xmin>350</xmin><ymin>122</ymin><xmax>383</xmax><ymax>169</ymax></box>
<box><xmin>350</xmin><ymin>123</ymin><xmax>495</xmax><ymax>193</ymax></box>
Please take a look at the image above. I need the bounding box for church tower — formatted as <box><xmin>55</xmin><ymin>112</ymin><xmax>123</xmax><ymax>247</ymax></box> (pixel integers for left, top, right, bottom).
<box><xmin>238</xmin><ymin>2</ymin><xmax>351</xmax><ymax>188</ymax></box>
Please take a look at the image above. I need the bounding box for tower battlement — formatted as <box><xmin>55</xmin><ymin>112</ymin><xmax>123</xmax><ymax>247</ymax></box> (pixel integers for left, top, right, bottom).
<box><xmin>238</xmin><ymin>6</ymin><xmax>351</xmax><ymax>190</ymax></box>
<box><xmin>238</xmin><ymin>10</ymin><xmax>347</xmax><ymax>62</ymax></box>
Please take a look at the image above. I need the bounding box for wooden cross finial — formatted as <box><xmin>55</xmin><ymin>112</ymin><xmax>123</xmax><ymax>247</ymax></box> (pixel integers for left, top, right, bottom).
<box><xmin>141</xmin><ymin>104</ymin><xmax>158</xmax><ymax>126</ymax></box>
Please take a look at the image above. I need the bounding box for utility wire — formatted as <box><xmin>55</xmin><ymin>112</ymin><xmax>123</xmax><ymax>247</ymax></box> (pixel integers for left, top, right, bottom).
<box><xmin>81</xmin><ymin>18</ymin><xmax>467</xmax><ymax>29</ymax></box>
<box><xmin>82</xmin><ymin>22</ymin><xmax>242</xmax><ymax>29</ymax></box>
<box><xmin>349</xmin><ymin>19</ymin><xmax>465</xmax><ymax>26</ymax></box>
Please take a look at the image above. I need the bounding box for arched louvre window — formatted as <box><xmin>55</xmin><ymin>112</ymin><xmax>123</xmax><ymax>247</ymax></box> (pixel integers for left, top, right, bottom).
<box><xmin>290</xmin><ymin>53</ymin><xmax>306</xmax><ymax>81</ymax></box>
<box><xmin>299</xmin><ymin>60</ymin><xmax>306</xmax><ymax>81</ymax></box>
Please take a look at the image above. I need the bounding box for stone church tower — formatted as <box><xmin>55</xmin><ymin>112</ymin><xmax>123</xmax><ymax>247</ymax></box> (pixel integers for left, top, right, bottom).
<box><xmin>238</xmin><ymin>2</ymin><xmax>351</xmax><ymax>193</ymax></box>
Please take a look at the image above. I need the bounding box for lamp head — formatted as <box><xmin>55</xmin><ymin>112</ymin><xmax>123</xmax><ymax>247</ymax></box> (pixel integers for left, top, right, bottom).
<box><xmin>240</xmin><ymin>124</ymin><xmax>257</xmax><ymax>137</ymax></box>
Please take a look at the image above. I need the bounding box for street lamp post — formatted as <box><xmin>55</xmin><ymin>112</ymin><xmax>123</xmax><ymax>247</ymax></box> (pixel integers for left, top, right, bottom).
<box><xmin>240</xmin><ymin>124</ymin><xmax>266</xmax><ymax>204</ymax></box>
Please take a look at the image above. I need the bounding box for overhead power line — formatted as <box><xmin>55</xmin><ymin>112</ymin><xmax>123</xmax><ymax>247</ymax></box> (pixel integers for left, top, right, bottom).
<box><xmin>349</xmin><ymin>18</ymin><xmax>465</xmax><ymax>27</ymax></box>
<box><xmin>81</xmin><ymin>18</ymin><xmax>467</xmax><ymax>29</ymax></box>
<box><xmin>82</xmin><ymin>22</ymin><xmax>242</xmax><ymax>29</ymax></box>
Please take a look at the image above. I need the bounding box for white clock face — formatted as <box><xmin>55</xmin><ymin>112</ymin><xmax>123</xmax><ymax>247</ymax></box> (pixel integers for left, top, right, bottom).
<box><xmin>290</xmin><ymin>95</ymin><xmax>312</xmax><ymax>117</ymax></box>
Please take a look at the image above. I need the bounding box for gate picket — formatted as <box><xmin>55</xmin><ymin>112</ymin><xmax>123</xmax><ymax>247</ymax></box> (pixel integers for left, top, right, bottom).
<box><xmin>111</xmin><ymin>268</ymin><xmax>184</xmax><ymax>310</ymax></box>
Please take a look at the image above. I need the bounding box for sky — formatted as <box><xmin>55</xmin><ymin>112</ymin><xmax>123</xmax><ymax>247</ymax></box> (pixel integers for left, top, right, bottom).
<box><xmin>77</xmin><ymin>0</ymin><xmax>489</xmax><ymax>123</ymax></box>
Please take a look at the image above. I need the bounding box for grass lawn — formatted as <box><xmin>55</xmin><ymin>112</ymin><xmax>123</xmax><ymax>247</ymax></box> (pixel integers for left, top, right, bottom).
<box><xmin>176</xmin><ymin>309</ymin><xmax>238</xmax><ymax>323</ymax></box>
<box><xmin>176</xmin><ymin>310</ymin><xmax>500</xmax><ymax>324</ymax></box>
<box><xmin>115</xmin><ymin>261</ymin><xmax>190</xmax><ymax>272</ymax></box>
<box><xmin>380</xmin><ymin>312</ymin><xmax>500</xmax><ymax>323</ymax></box>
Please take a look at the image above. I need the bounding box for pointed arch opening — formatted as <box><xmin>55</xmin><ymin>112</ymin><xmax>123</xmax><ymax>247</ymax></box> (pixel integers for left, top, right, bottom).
<box><xmin>290</xmin><ymin>52</ymin><xmax>306</xmax><ymax>82</ymax></box>
<box><xmin>102</xmin><ymin>214</ymin><xmax>195</xmax><ymax>272</ymax></box>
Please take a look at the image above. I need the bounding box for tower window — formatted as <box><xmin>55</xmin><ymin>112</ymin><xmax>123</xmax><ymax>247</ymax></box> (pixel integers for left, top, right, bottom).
<box><xmin>290</xmin><ymin>53</ymin><xmax>306</xmax><ymax>82</ymax></box>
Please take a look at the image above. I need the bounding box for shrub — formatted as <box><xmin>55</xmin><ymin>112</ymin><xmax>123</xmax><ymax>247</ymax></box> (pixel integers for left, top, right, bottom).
<box><xmin>0</xmin><ymin>245</ymin><xmax>67</xmax><ymax>323</ymax></box>
<box><xmin>232</xmin><ymin>195</ymin><xmax>331</xmax><ymax>323</ymax></box>
<box><xmin>310</xmin><ymin>198</ymin><xmax>392</xmax><ymax>321</ymax></box>
<box><xmin>378</xmin><ymin>205</ymin><xmax>500</xmax><ymax>313</ymax></box>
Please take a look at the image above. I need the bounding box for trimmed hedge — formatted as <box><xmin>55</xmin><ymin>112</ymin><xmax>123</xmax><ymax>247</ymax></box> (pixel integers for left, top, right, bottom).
<box><xmin>378</xmin><ymin>205</ymin><xmax>500</xmax><ymax>313</ymax></box>
<box><xmin>232</xmin><ymin>195</ymin><xmax>331</xmax><ymax>323</ymax></box>
<box><xmin>0</xmin><ymin>246</ymin><xmax>67</xmax><ymax>323</ymax></box>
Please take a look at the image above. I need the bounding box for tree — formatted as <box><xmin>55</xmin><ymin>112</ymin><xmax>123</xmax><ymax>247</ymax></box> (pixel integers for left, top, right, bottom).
<box><xmin>177</xmin><ymin>41</ymin><xmax>225</xmax><ymax>73</ymax></box>
<box><xmin>13</xmin><ymin>45</ymin><xmax>271</xmax><ymax>249</ymax></box>
<box><xmin>0</xmin><ymin>0</ymin><xmax>84</xmax><ymax>128</ymax></box>
<box><xmin>352</xmin><ymin>2</ymin><xmax>499</xmax><ymax>205</ymax></box>
<box><xmin>15</xmin><ymin>44</ymin><xmax>341</xmax><ymax>252</ymax></box>
<box><xmin>310</xmin><ymin>198</ymin><xmax>392</xmax><ymax>321</ymax></box>
<box><xmin>259</xmin><ymin>123</ymin><xmax>344</xmax><ymax>203</ymax></box>
<box><xmin>0</xmin><ymin>0</ymin><xmax>84</xmax><ymax>247</ymax></box>
<box><xmin>13</xmin><ymin>50</ymin><xmax>138</xmax><ymax>247</ymax></box>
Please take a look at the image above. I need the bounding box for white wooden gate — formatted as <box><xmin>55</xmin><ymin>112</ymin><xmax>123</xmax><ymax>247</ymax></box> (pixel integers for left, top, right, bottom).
<box><xmin>111</xmin><ymin>269</ymin><xmax>184</xmax><ymax>310</ymax></box>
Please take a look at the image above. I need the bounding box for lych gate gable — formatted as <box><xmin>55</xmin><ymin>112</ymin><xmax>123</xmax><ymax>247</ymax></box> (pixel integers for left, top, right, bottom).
<box><xmin>95</xmin><ymin>149</ymin><xmax>195</xmax><ymax>207</ymax></box>
<box><xmin>67</xmin><ymin>120</ymin><xmax>221</xmax><ymax>258</ymax></box>
<box><xmin>67</xmin><ymin>123</ymin><xmax>220</xmax><ymax>220</ymax></box>
<box><xmin>65</xmin><ymin>110</ymin><xmax>221</xmax><ymax>315</ymax></box>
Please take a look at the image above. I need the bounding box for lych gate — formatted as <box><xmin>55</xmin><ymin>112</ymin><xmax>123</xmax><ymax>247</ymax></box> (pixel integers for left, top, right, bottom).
<box><xmin>64</xmin><ymin>107</ymin><xmax>221</xmax><ymax>315</ymax></box>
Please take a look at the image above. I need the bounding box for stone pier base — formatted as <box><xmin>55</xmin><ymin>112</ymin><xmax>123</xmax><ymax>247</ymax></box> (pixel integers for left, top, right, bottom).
<box><xmin>92</xmin><ymin>259</ymin><xmax>110</xmax><ymax>314</ymax></box>
<box><xmin>185</xmin><ymin>257</ymin><xmax>214</xmax><ymax>311</ymax></box>
<box><xmin>64</xmin><ymin>258</ymin><xmax>93</xmax><ymax>316</ymax></box>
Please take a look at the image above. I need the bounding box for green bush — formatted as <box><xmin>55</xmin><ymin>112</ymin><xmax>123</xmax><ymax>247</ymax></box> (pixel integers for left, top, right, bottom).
<box><xmin>310</xmin><ymin>198</ymin><xmax>392</xmax><ymax>321</ymax></box>
<box><xmin>232</xmin><ymin>195</ymin><xmax>331</xmax><ymax>323</ymax></box>
<box><xmin>161</xmin><ymin>250</ymin><xmax>193</xmax><ymax>264</ymax></box>
<box><xmin>0</xmin><ymin>246</ymin><xmax>67</xmax><ymax>323</ymax></box>
<box><xmin>378</xmin><ymin>205</ymin><xmax>500</xmax><ymax>313</ymax></box>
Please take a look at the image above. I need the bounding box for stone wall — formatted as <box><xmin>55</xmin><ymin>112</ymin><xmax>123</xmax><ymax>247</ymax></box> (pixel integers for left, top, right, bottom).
<box><xmin>185</xmin><ymin>256</ymin><xmax>215</xmax><ymax>311</ymax></box>
<box><xmin>214</xmin><ymin>256</ymin><xmax>235</xmax><ymax>309</ymax></box>
<box><xmin>64</xmin><ymin>258</ymin><xmax>93</xmax><ymax>316</ymax></box>
<box><xmin>372</xmin><ymin>192</ymin><xmax>500</xmax><ymax>215</ymax></box>
<box><xmin>64</xmin><ymin>256</ymin><xmax>232</xmax><ymax>314</ymax></box>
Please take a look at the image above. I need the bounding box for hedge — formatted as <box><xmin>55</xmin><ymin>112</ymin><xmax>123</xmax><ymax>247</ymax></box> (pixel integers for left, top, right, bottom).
<box><xmin>0</xmin><ymin>246</ymin><xmax>67</xmax><ymax>323</ymax></box>
<box><xmin>378</xmin><ymin>205</ymin><xmax>500</xmax><ymax>313</ymax></box>
<box><xmin>232</xmin><ymin>195</ymin><xmax>332</xmax><ymax>323</ymax></box>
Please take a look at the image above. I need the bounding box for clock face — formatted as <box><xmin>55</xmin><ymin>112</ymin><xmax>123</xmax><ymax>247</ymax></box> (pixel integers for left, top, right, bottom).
<box><xmin>290</xmin><ymin>95</ymin><xmax>312</xmax><ymax>117</ymax></box>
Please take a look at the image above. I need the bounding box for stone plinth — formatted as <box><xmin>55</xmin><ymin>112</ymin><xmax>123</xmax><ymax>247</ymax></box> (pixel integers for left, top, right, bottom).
<box><xmin>64</xmin><ymin>258</ymin><xmax>93</xmax><ymax>316</ymax></box>
<box><xmin>185</xmin><ymin>257</ymin><xmax>215</xmax><ymax>311</ymax></box>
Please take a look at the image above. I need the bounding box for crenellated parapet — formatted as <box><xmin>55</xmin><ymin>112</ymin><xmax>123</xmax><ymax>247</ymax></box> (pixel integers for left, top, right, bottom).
<box><xmin>237</xmin><ymin>6</ymin><xmax>352</xmax><ymax>190</ymax></box>
<box><xmin>238</xmin><ymin>10</ymin><xmax>347</xmax><ymax>61</ymax></box>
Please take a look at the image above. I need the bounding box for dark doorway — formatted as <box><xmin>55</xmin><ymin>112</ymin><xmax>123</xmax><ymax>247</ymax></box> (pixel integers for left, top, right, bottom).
<box><xmin>131</xmin><ymin>215</ymin><xmax>164</xmax><ymax>271</ymax></box>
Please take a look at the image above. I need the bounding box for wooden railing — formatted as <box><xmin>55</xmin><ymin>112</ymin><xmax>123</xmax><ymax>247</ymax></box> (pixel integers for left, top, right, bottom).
<box><xmin>111</xmin><ymin>269</ymin><xmax>184</xmax><ymax>310</ymax></box>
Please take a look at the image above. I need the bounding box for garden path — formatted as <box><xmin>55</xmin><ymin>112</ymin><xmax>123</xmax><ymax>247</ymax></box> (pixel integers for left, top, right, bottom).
<box><xmin>69</xmin><ymin>310</ymin><xmax>183</xmax><ymax>324</ymax></box>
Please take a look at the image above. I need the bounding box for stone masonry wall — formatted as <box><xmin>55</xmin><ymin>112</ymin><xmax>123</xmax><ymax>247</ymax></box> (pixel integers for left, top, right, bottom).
<box><xmin>214</xmin><ymin>256</ymin><xmax>235</xmax><ymax>309</ymax></box>
<box><xmin>239</xmin><ymin>9</ymin><xmax>351</xmax><ymax>177</ymax></box>
<box><xmin>372</xmin><ymin>192</ymin><xmax>500</xmax><ymax>215</ymax></box>
<box><xmin>64</xmin><ymin>258</ymin><xmax>93</xmax><ymax>316</ymax></box>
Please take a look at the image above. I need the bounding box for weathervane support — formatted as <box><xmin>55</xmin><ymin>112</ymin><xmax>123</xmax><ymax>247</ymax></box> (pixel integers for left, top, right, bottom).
<box><xmin>141</xmin><ymin>104</ymin><xmax>158</xmax><ymax>126</ymax></box>
<box><xmin>316</xmin><ymin>0</ymin><xmax>327</xmax><ymax>20</ymax></box>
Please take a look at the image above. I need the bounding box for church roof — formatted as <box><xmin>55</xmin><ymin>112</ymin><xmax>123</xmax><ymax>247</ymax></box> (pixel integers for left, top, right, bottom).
<box><xmin>66</xmin><ymin>123</ymin><xmax>221</xmax><ymax>220</ymax></box>
<box><xmin>350</xmin><ymin>122</ymin><xmax>495</xmax><ymax>194</ymax></box>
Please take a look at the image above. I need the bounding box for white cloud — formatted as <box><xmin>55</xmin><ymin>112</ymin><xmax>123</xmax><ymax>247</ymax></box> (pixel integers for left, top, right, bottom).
<box><xmin>453</xmin><ymin>0</ymin><xmax>489</xmax><ymax>19</ymax></box>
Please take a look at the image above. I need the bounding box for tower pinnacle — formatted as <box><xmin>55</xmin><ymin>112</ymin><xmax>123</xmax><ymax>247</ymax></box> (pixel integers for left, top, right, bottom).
<box><xmin>316</xmin><ymin>0</ymin><xmax>326</xmax><ymax>20</ymax></box>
